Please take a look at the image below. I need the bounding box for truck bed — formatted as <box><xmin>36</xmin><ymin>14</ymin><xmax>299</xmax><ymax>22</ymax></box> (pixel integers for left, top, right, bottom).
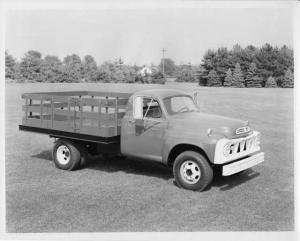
<box><xmin>19</xmin><ymin>91</ymin><xmax>131</xmax><ymax>143</ymax></box>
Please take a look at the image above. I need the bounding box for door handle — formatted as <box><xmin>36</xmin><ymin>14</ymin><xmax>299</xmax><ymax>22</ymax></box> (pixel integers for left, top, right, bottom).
<box><xmin>128</xmin><ymin>119</ymin><xmax>136</xmax><ymax>124</ymax></box>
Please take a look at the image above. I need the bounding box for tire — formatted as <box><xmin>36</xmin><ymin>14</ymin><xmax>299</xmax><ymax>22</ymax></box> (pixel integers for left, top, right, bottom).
<box><xmin>78</xmin><ymin>143</ymin><xmax>88</xmax><ymax>168</ymax></box>
<box><xmin>173</xmin><ymin>151</ymin><xmax>213</xmax><ymax>191</ymax></box>
<box><xmin>52</xmin><ymin>139</ymin><xmax>82</xmax><ymax>171</ymax></box>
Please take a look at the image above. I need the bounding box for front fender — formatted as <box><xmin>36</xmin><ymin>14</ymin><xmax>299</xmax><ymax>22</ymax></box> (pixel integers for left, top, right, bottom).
<box><xmin>162</xmin><ymin>133</ymin><xmax>218</xmax><ymax>165</ymax></box>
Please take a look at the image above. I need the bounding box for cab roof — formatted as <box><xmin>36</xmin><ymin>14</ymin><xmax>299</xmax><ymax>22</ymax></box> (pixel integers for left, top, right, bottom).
<box><xmin>134</xmin><ymin>89</ymin><xmax>191</xmax><ymax>99</ymax></box>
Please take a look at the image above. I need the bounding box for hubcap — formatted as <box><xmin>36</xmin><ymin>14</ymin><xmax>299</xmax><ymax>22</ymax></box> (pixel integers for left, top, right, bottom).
<box><xmin>56</xmin><ymin>145</ymin><xmax>71</xmax><ymax>165</ymax></box>
<box><xmin>180</xmin><ymin>160</ymin><xmax>201</xmax><ymax>184</ymax></box>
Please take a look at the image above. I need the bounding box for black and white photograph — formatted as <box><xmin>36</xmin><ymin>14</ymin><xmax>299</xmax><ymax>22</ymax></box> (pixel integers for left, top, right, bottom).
<box><xmin>1</xmin><ymin>0</ymin><xmax>298</xmax><ymax>240</ymax></box>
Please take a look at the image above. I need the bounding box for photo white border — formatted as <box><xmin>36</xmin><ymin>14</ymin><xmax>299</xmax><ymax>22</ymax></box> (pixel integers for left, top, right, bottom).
<box><xmin>0</xmin><ymin>1</ymin><xmax>298</xmax><ymax>240</ymax></box>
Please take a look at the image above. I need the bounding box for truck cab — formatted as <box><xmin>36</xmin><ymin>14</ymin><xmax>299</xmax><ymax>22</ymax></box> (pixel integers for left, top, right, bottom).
<box><xmin>121</xmin><ymin>89</ymin><xmax>264</xmax><ymax>191</ymax></box>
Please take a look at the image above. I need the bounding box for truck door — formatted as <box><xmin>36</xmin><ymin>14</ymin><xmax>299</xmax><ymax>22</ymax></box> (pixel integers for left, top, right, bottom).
<box><xmin>121</xmin><ymin>96</ymin><xmax>166</xmax><ymax>162</ymax></box>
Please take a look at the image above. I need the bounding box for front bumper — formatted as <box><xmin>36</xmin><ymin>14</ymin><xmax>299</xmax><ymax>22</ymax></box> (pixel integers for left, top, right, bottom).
<box><xmin>222</xmin><ymin>152</ymin><xmax>264</xmax><ymax>176</ymax></box>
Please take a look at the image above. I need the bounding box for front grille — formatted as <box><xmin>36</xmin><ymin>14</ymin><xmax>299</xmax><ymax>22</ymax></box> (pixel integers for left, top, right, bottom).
<box><xmin>214</xmin><ymin>130</ymin><xmax>261</xmax><ymax>164</ymax></box>
<box><xmin>229</xmin><ymin>136</ymin><xmax>254</xmax><ymax>155</ymax></box>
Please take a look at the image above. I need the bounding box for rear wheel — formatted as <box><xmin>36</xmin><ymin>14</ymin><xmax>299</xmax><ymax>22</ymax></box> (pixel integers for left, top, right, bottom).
<box><xmin>53</xmin><ymin>139</ymin><xmax>83</xmax><ymax>170</ymax></box>
<box><xmin>173</xmin><ymin>151</ymin><xmax>213</xmax><ymax>191</ymax></box>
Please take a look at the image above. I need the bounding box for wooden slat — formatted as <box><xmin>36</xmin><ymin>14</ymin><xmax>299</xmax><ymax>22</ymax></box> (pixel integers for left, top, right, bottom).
<box><xmin>23</xmin><ymin>117</ymin><xmax>48</xmax><ymax>128</ymax></box>
<box><xmin>23</xmin><ymin>105</ymin><xmax>51</xmax><ymax>114</ymax></box>
<box><xmin>99</xmin><ymin>112</ymin><xmax>125</xmax><ymax>120</ymax></box>
<box><xmin>52</xmin><ymin>121</ymin><xmax>70</xmax><ymax>131</ymax></box>
<box><xmin>29</xmin><ymin>99</ymin><xmax>32</xmax><ymax>117</ymax></box>
<box><xmin>40</xmin><ymin>98</ymin><xmax>44</xmax><ymax>126</ymax></box>
<box><xmin>91</xmin><ymin>96</ymin><xmax>94</xmax><ymax>112</ymax></box>
<box><xmin>67</xmin><ymin>98</ymin><xmax>71</xmax><ymax>129</ymax></box>
<box><xmin>87</xmin><ymin>91</ymin><xmax>132</xmax><ymax>98</ymax></box>
<box><xmin>22</xmin><ymin>93</ymin><xmax>43</xmax><ymax>100</ymax></box>
<box><xmin>81</xmin><ymin>98</ymin><xmax>100</xmax><ymax>106</ymax></box>
<box><xmin>34</xmin><ymin>91</ymin><xmax>89</xmax><ymax>96</ymax></box>
<box><xmin>54</xmin><ymin>109</ymin><xmax>75</xmax><ymax>117</ymax></box>
<box><xmin>25</xmin><ymin>103</ymin><xmax>68</xmax><ymax>108</ymax></box>
<box><xmin>25</xmin><ymin>97</ymin><xmax>28</xmax><ymax>121</ymax></box>
<box><xmin>116</xmin><ymin>98</ymin><xmax>128</xmax><ymax>105</ymax></box>
<box><xmin>22</xmin><ymin>93</ymin><xmax>53</xmax><ymax>100</ymax></box>
<box><xmin>83</xmin><ymin>111</ymin><xmax>99</xmax><ymax>119</ymax></box>
<box><xmin>81</xmin><ymin>98</ymin><xmax>127</xmax><ymax>108</ymax></box>
<box><xmin>52</xmin><ymin>95</ymin><xmax>69</xmax><ymax>102</ymax></box>
<box><xmin>80</xmin><ymin>100</ymin><xmax>83</xmax><ymax>129</ymax></box>
<box><xmin>52</xmin><ymin>109</ymin><xmax>124</xmax><ymax>120</ymax></box>
<box><xmin>51</xmin><ymin>97</ymin><xmax>54</xmax><ymax>128</ymax></box>
<box><xmin>114</xmin><ymin>97</ymin><xmax>118</xmax><ymax>135</ymax></box>
<box><xmin>22</xmin><ymin>91</ymin><xmax>131</xmax><ymax>99</ymax></box>
<box><xmin>80</xmin><ymin>126</ymin><xmax>120</xmax><ymax>137</ymax></box>
<box><xmin>116</xmin><ymin>105</ymin><xmax>128</xmax><ymax>110</ymax></box>
<box><xmin>79</xmin><ymin>126</ymin><xmax>102</xmax><ymax>136</ymax></box>
<box><xmin>98</xmin><ymin>99</ymin><xmax>101</xmax><ymax>129</ymax></box>
<box><xmin>22</xmin><ymin>119</ymin><xmax>122</xmax><ymax>137</ymax></box>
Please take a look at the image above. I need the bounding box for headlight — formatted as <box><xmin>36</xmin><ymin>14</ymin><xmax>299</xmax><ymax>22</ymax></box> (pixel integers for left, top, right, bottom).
<box><xmin>223</xmin><ymin>143</ymin><xmax>234</xmax><ymax>157</ymax></box>
<box><xmin>254</xmin><ymin>134</ymin><xmax>261</xmax><ymax>147</ymax></box>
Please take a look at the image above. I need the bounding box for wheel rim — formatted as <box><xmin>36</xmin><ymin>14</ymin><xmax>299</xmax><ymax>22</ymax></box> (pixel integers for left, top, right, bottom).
<box><xmin>179</xmin><ymin>160</ymin><xmax>201</xmax><ymax>184</ymax></box>
<box><xmin>56</xmin><ymin>145</ymin><xmax>71</xmax><ymax>165</ymax></box>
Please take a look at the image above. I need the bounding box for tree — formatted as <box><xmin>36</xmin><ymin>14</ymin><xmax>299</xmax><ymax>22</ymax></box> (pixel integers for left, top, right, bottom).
<box><xmin>232</xmin><ymin>63</ymin><xmax>245</xmax><ymax>87</ymax></box>
<box><xmin>5</xmin><ymin>51</ymin><xmax>16</xmax><ymax>79</ymax></box>
<box><xmin>199</xmin><ymin>43</ymin><xmax>293</xmax><ymax>88</ymax></box>
<box><xmin>175</xmin><ymin>64</ymin><xmax>197</xmax><ymax>82</ymax></box>
<box><xmin>245</xmin><ymin>62</ymin><xmax>261</xmax><ymax>87</ymax></box>
<box><xmin>265</xmin><ymin>76</ymin><xmax>277</xmax><ymax>88</ymax></box>
<box><xmin>198</xmin><ymin>65</ymin><xmax>208</xmax><ymax>86</ymax></box>
<box><xmin>159</xmin><ymin>58</ymin><xmax>176</xmax><ymax>76</ymax></box>
<box><xmin>223</xmin><ymin>69</ymin><xmax>233</xmax><ymax>87</ymax></box>
<box><xmin>151</xmin><ymin>70</ymin><xmax>165</xmax><ymax>84</ymax></box>
<box><xmin>200</xmin><ymin>49</ymin><xmax>217</xmax><ymax>85</ymax></box>
<box><xmin>61</xmin><ymin>54</ymin><xmax>82</xmax><ymax>82</ymax></box>
<box><xmin>254</xmin><ymin>43</ymin><xmax>277</xmax><ymax>85</ymax></box>
<box><xmin>214</xmin><ymin>48</ymin><xmax>231</xmax><ymax>83</ymax></box>
<box><xmin>82</xmin><ymin>55</ymin><xmax>97</xmax><ymax>82</ymax></box>
<box><xmin>96</xmin><ymin>61</ymin><xmax>133</xmax><ymax>83</ymax></box>
<box><xmin>207</xmin><ymin>69</ymin><xmax>221</xmax><ymax>87</ymax></box>
<box><xmin>111</xmin><ymin>68</ymin><xmax>125</xmax><ymax>83</ymax></box>
<box><xmin>281</xmin><ymin>69</ymin><xmax>293</xmax><ymax>88</ymax></box>
<box><xmin>41</xmin><ymin>55</ymin><xmax>63</xmax><ymax>82</ymax></box>
<box><xmin>119</xmin><ymin>65</ymin><xmax>135</xmax><ymax>83</ymax></box>
<box><xmin>20</xmin><ymin>50</ymin><xmax>43</xmax><ymax>82</ymax></box>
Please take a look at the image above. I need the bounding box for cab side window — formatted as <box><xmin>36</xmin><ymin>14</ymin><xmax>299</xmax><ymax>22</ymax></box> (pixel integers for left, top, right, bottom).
<box><xmin>133</xmin><ymin>96</ymin><xmax>162</xmax><ymax>119</ymax></box>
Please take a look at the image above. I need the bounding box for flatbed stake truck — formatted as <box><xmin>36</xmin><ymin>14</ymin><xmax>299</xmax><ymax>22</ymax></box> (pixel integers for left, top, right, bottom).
<box><xmin>19</xmin><ymin>89</ymin><xmax>264</xmax><ymax>191</ymax></box>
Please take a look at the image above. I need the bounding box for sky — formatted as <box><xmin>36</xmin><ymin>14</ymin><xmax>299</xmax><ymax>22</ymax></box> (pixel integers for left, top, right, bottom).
<box><xmin>5</xmin><ymin>6</ymin><xmax>294</xmax><ymax>66</ymax></box>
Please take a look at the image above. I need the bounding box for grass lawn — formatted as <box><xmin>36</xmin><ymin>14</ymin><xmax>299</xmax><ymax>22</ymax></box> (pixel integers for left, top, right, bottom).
<box><xmin>5</xmin><ymin>82</ymin><xmax>293</xmax><ymax>232</ymax></box>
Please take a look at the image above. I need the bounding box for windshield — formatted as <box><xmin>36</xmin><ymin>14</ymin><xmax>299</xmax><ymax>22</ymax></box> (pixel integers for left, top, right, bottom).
<box><xmin>163</xmin><ymin>95</ymin><xmax>198</xmax><ymax>115</ymax></box>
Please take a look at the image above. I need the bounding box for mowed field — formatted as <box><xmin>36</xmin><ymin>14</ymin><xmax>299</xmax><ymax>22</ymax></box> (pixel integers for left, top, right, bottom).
<box><xmin>5</xmin><ymin>83</ymin><xmax>293</xmax><ymax>232</ymax></box>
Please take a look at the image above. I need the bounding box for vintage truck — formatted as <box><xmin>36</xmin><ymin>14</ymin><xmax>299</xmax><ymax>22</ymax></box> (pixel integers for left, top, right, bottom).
<box><xmin>19</xmin><ymin>89</ymin><xmax>264</xmax><ymax>191</ymax></box>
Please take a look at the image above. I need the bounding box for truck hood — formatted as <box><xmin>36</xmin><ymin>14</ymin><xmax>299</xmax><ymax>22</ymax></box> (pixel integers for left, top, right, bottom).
<box><xmin>168</xmin><ymin>111</ymin><xmax>250</xmax><ymax>139</ymax></box>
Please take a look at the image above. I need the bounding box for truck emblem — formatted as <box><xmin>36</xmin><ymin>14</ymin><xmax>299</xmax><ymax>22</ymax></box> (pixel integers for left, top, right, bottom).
<box><xmin>236</xmin><ymin>126</ymin><xmax>250</xmax><ymax>135</ymax></box>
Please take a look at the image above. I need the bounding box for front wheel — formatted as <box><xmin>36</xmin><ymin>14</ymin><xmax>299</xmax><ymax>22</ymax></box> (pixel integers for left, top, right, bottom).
<box><xmin>173</xmin><ymin>151</ymin><xmax>213</xmax><ymax>191</ymax></box>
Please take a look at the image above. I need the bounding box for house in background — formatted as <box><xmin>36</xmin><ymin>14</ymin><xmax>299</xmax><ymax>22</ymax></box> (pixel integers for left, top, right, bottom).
<box><xmin>138</xmin><ymin>66</ymin><xmax>152</xmax><ymax>77</ymax></box>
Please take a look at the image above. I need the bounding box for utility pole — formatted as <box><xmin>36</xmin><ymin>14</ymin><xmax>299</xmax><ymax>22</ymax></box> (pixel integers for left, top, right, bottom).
<box><xmin>162</xmin><ymin>48</ymin><xmax>166</xmax><ymax>77</ymax></box>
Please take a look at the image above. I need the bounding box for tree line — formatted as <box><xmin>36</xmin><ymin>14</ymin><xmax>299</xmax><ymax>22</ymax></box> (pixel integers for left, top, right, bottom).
<box><xmin>5</xmin><ymin>43</ymin><xmax>294</xmax><ymax>87</ymax></box>
<box><xmin>5</xmin><ymin>50</ymin><xmax>166</xmax><ymax>84</ymax></box>
<box><xmin>198</xmin><ymin>44</ymin><xmax>293</xmax><ymax>88</ymax></box>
